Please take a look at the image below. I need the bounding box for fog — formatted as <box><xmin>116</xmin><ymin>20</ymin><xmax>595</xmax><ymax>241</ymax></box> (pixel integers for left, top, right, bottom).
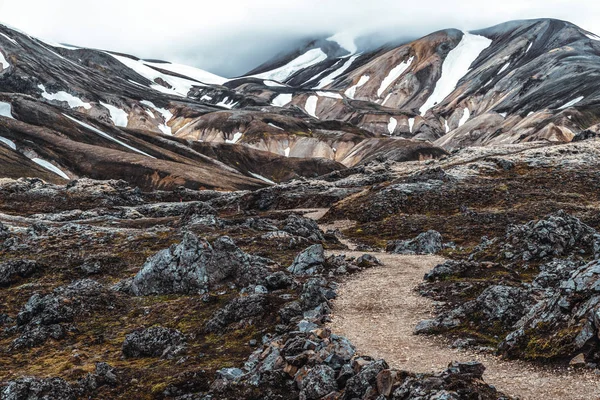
<box><xmin>1</xmin><ymin>0</ymin><xmax>599</xmax><ymax>77</ymax></box>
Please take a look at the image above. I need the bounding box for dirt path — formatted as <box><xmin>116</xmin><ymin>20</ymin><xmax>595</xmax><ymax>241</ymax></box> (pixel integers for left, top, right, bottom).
<box><xmin>296</xmin><ymin>208</ymin><xmax>600</xmax><ymax>399</ymax></box>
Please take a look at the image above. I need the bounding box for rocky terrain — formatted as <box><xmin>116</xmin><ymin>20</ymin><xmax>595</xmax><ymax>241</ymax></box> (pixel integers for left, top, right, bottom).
<box><xmin>3</xmin><ymin>16</ymin><xmax>600</xmax><ymax>400</ymax></box>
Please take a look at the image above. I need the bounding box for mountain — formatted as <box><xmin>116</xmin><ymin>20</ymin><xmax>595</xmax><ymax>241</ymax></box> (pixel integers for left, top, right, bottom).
<box><xmin>1</xmin><ymin>18</ymin><xmax>599</xmax><ymax>190</ymax></box>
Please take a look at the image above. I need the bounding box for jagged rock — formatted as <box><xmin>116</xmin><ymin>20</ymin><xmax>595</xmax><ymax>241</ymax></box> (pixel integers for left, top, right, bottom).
<box><xmin>500</xmin><ymin>210</ymin><xmax>600</xmax><ymax>262</ymax></box>
<box><xmin>533</xmin><ymin>259</ymin><xmax>584</xmax><ymax>289</ymax></box>
<box><xmin>282</xmin><ymin>214</ymin><xmax>324</xmax><ymax>241</ymax></box>
<box><xmin>179</xmin><ymin>202</ymin><xmax>219</xmax><ymax>226</ymax></box>
<box><xmin>131</xmin><ymin>233</ymin><xmax>271</xmax><ymax>295</ymax></box>
<box><xmin>0</xmin><ymin>260</ymin><xmax>40</xmax><ymax>286</ymax></box>
<box><xmin>1</xmin><ymin>376</ymin><xmax>79</xmax><ymax>400</ymax></box>
<box><xmin>570</xmin><ymin>353</ymin><xmax>587</xmax><ymax>367</ymax></box>
<box><xmin>205</xmin><ymin>294</ymin><xmax>268</xmax><ymax>333</ymax></box>
<box><xmin>216</xmin><ymin>368</ymin><xmax>244</xmax><ymax>381</ymax></box>
<box><xmin>387</xmin><ymin>230</ymin><xmax>444</xmax><ymax>255</ymax></box>
<box><xmin>299</xmin><ymin>365</ymin><xmax>337</xmax><ymax>399</ymax></box>
<box><xmin>345</xmin><ymin>359</ymin><xmax>389</xmax><ymax>399</ymax></box>
<box><xmin>0</xmin><ymin>221</ymin><xmax>10</xmax><ymax>241</ymax></box>
<box><xmin>424</xmin><ymin>260</ymin><xmax>481</xmax><ymax>281</ymax></box>
<box><xmin>79</xmin><ymin>362</ymin><xmax>118</xmax><ymax>391</ymax></box>
<box><xmin>475</xmin><ymin>285</ymin><xmax>534</xmax><ymax>326</ymax></box>
<box><xmin>356</xmin><ymin>254</ymin><xmax>382</xmax><ymax>268</ymax></box>
<box><xmin>122</xmin><ymin>326</ymin><xmax>186</xmax><ymax>359</ymax></box>
<box><xmin>265</xmin><ymin>271</ymin><xmax>294</xmax><ymax>290</ymax></box>
<box><xmin>10</xmin><ymin>324</ymin><xmax>67</xmax><ymax>350</ymax></box>
<box><xmin>288</xmin><ymin>245</ymin><xmax>325</xmax><ymax>276</ymax></box>
<box><xmin>300</xmin><ymin>278</ymin><xmax>330</xmax><ymax>311</ymax></box>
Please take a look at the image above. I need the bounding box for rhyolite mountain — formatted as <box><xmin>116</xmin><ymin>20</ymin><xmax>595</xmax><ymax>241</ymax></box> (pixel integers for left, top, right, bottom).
<box><xmin>1</xmin><ymin>18</ymin><xmax>600</xmax><ymax>189</ymax></box>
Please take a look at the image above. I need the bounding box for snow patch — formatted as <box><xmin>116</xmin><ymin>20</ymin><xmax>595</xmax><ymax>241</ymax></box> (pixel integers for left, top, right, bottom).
<box><xmin>345</xmin><ymin>75</ymin><xmax>370</xmax><ymax>99</ymax></box>
<box><xmin>444</xmin><ymin>119</ymin><xmax>450</xmax><ymax>133</ymax></box>
<box><xmin>200</xmin><ymin>95</ymin><xmax>213</xmax><ymax>101</ymax></box>
<box><xmin>249</xmin><ymin>172</ymin><xmax>276</xmax><ymax>185</ymax></box>
<box><xmin>458</xmin><ymin>108</ymin><xmax>471</xmax><ymax>127</ymax></box>
<box><xmin>419</xmin><ymin>32</ymin><xmax>492</xmax><ymax>114</ymax></box>
<box><xmin>0</xmin><ymin>101</ymin><xmax>14</xmax><ymax>119</ymax></box>
<box><xmin>216</xmin><ymin>97</ymin><xmax>237</xmax><ymax>109</ymax></box>
<box><xmin>327</xmin><ymin>32</ymin><xmax>357</xmax><ymax>54</ymax></box>
<box><xmin>272</xmin><ymin>93</ymin><xmax>292</xmax><ymax>107</ymax></box>
<box><xmin>142</xmin><ymin>61</ymin><xmax>227</xmax><ymax>85</ymax></box>
<box><xmin>377</xmin><ymin>56</ymin><xmax>414</xmax><ymax>97</ymax></box>
<box><xmin>226</xmin><ymin>132</ymin><xmax>243</xmax><ymax>144</ymax></box>
<box><xmin>315</xmin><ymin>54</ymin><xmax>360</xmax><ymax>89</ymax></box>
<box><xmin>499</xmin><ymin>112</ymin><xmax>507</xmax><ymax>118</ymax></box>
<box><xmin>558</xmin><ymin>96</ymin><xmax>584</xmax><ymax>110</ymax></box>
<box><xmin>388</xmin><ymin>117</ymin><xmax>398</xmax><ymax>134</ymax></box>
<box><xmin>38</xmin><ymin>84</ymin><xmax>91</xmax><ymax>110</ymax></box>
<box><xmin>31</xmin><ymin>158</ymin><xmax>69</xmax><ymax>179</ymax></box>
<box><xmin>63</xmin><ymin>114</ymin><xmax>155</xmax><ymax>158</ymax></box>
<box><xmin>0</xmin><ymin>136</ymin><xmax>16</xmax><ymax>150</ymax></box>
<box><xmin>305</xmin><ymin>96</ymin><xmax>319</xmax><ymax>118</ymax></box>
<box><xmin>253</xmin><ymin>48</ymin><xmax>328</xmax><ymax>82</ymax></box>
<box><xmin>284</xmin><ymin>147</ymin><xmax>291</xmax><ymax>157</ymax></box>
<box><xmin>316</xmin><ymin>91</ymin><xmax>343</xmax><ymax>99</ymax></box>
<box><xmin>408</xmin><ymin>118</ymin><xmax>415</xmax><ymax>133</ymax></box>
<box><xmin>100</xmin><ymin>102</ymin><xmax>128</xmax><ymax>128</ymax></box>
<box><xmin>0</xmin><ymin>50</ymin><xmax>10</xmax><ymax>70</ymax></box>
<box><xmin>525</xmin><ymin>42</ymin><xmax>533</xmax><ymax>53</ymax></box>
<box><xmin>109</xmin><ymin>53</ymin><xmax>200</xmax><ymax>97</ymax></box>
<box><xmin>140</xmin><ymin>100</ymin><xmax>173</xmax><ymax>135</ymax></box>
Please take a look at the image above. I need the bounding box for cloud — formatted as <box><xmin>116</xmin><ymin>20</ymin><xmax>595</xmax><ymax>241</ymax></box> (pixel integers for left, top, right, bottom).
<box><xmin>1</xmin><ymin>0</ymin><xmax>599</xmax><ymax>77</ymax></box>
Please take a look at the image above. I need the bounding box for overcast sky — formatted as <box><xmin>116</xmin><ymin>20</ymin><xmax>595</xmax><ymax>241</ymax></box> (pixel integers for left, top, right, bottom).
<box><xmin>1</xmin><ymin>0</ymin><xmax>599</xmax><ymax>77</ymax></box>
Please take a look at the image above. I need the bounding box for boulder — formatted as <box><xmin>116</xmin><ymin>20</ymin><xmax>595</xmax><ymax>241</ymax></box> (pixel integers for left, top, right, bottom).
<box><xmin>282</xmin><ymin>214</ymin><xmax>324</xmax><ymax>241</ymax></box>
<box><xmin>131</xmin><ymin>233</ymin><xmax>271</xmax><ymax>295</ymax></box>
<box><xmin>288</xmin><ymin>245</ymin><xmax>325</xmax><ymax>276</ymax></box>
<box><xmin>299</xmin><ymin>365</ymin><xmax>337</xmax><ymax>400</ymax></box>
<box><xmin>205</xmin><ymin>294</ymin><xmax>267</xmax><ymax>333</ymax></box>
<box><xmin>387</xmin><ymin>230</ymin><xmax>443</xmax><ymax>255</ymax></box>
<box><xmin>0</xmin><ymin>260</ymin><xmax>40</xmax><ymax>286</ymax></box>
<box><xmin>122</xmin><ymin>326</ymin><xmax>186</xmax><ymax>359</ymax></box>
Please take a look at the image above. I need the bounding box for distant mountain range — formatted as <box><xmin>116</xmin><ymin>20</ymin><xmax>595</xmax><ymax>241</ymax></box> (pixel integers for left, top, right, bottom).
<box><xmin>1</xmin><ymin>18</ymin><xmax>599</xmax><ymax>190</ymax></box>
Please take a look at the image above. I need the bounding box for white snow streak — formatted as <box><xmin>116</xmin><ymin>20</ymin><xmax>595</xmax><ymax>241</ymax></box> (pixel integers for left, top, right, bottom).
<box><xmin>215</xmin><ymin>97</ymin><xmax>237</xmax><ymax>109</ymax></box>
<box><xmin>253</xmin><ymin>49</ymin><xmax>328</xmax><ymax>82</ymax></box>
<box><xmin>142</xmin><ymin>61</ymin><xmax>227</xmax><ymax>85</ymax></box>
<box><xmin>0</xmin><ymin>136</ymin><xmax>16</xmax><ymax>150</ymax></box>
<box><xmin>38</xmin><ymin>85</ymin><xmax>91</xmax><ymax>110</ymax></box>
<box><xmin>316</xmin><ymin>91</ymin><xmax>343</xmax><ymax>99</ymax></box>
<box><xmin>345</xmin><ymin>75</ymin><xmax>370</xmax><ymax>99</ymax></box>
<box><xmin>497</xmin><ymin>62</ymin><xmax>510</xmax><ymax>75</ymax></box>
<box><xmin>264</xmin><ymin>80</ymin><xmax>286</xmax><ymax>87</ymax></box>
<box><xmin>226</xmin><ymin>132</ymin><xmax>243</xmax><ymax>144</ymax></box>
<box><xmin>284</xmin><ymin>147</ymin><xmax>291</xmax><ymax>157</ymax></box>
<box><xmin>63</xmin><ymin>114</ymin><xmax>155</xmax><ymax>158</ymax></box>
<box><xmin>0</xmin><ymin>32</ymin><xmax>17</xmax><ymax>45</ymax></box>
<box><xmin>272</xmin><ymin>93</ymin><xmax>292</xmax><ymax>107</ymax></box>
<box><xmin>100</xmin><ymin>102</ymin><xmax>128</xmax><ymax>128</ymax></box>
<box><xmin>558</xmin><ymin>96</ymin><xmax>584</xmax><ymax>110</ymax></box>
<box><xmin>315</xmin><ymin>54</ymin><xmax>360</xmax><ymax>89</ymax></box>
<box><xmin>140</xmin><ymin>100</ymin><xmax>173</xmax><ymax>135</ymax></box>
<box><xmin>525</xmin><ymin>42</ymin><xmax>533</xmax><ymax>53</ymax></box>
<box><xmin>377</xmin><ymin>56</ymin><xmax>414</xmax><ymax>97</ymax></box>
<box><xmin>444</xmin><ymin>119</ymin><xmax>450</xmax><ymax>133</ymax></box>
<box><xmin>305</xmin><ymin>95</ymin><xmax>319</xmax><ymax>118</ymax></box>
<box><xmin>200</xmin><ymin>95</ymin><xmax>213</xmax><ymax>101</ymax></box>
<box><xmin>388</xmin><ymin>117</ymin><xmax>398</xmax><ymax>134</ymax></box>
<box><xmin>249</xmin><ymin>172</ymin><xmax>276</xmax><ymax>185</ymax></box>
<box><xmin>268</xmin><ymin>123</ymin><xmax>284</xmax><ymax>130</ymax></box>
<box><xmin>458</xmin><ymin>108</ymin><xmax>471</xmax><ymax>127</ymax></box>
<box><xmin>327</xmin><ymin>32</ymin><xmax>357</xmax><ymax>54</ymax></box>
<box><xmin>31</xmin><ymin>158</ymin><xmax>69</xmax><ymax>179</ymax></box>
<box><xmin>0</xmin><ymin>101</ymin><xmax>14</xmax><ymax>119</ymax></box>
<box><xmin>419</xmin><ymin>32</ymin><xmax>492</xmax><ymax>114</ymax></box>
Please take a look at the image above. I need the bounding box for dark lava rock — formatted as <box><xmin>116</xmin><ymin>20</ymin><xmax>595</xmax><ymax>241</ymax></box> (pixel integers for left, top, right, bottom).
<box><xmin>1</xmin><ymin>376</ymin><xmax>79</xmax><ymax>400</ymax></box>
<box><xmin>288</xmin><ymin>244</ymin><xmax>325</xmax><ymax>276</ymax></box>
<box><xmin>424</xmin><ymin>260</ymin><xmax>481</xmax><ymax>281</ymax></box>
<box><xmin>0</xmin><ymin>221</ymin><xmax>10</xmax><ymax>241</ymax></box>
<box><xmin>299</xmin><ymin>365</ymin><xmax>337</xmax><ymax>399</ymax></box>
<box><xmin>387</xmin><ymin>230</ymin><xmax>443</xmax><ymax>255</ymax></box>
<box><xmin>0</xmin><ymin>260</ymin><xmax>40</xmax><ymax>286</ymax></box>
<box><xmin>265</xmin><ymin>271</ymin><xmax>294</xmax><ymax>290</ymax></box>
<box><xmin>205</xmin><ymin>294</ymin><xmax>268</xmax><ymax>333</ymax></box>
<box><xmin>282</xmin><ymin>214</ymin><xmax>324</xmax><ymax>241</ymax></box>
<box><xmin>79</xmin><ymin>362</ymin><xmax>118</xmax><ymax>391</ymax></box>
<box><xmin>131</xmin><ymin>233</ymin><xmax>271</xmax><ymax>295</ymax></box>
<box><xmin>122</xmin><ymin>326</ymin><xmax>186</xmax><ymax>359</ymax></box>
<box><xmin>344</xmin><ymin>359</ymin><xmax>389</xmax><ymax>399</ymax></box>
<box><xmin>500</xmin><ymin>210</ymin><xmax>600</xmax><ymax>262</ymax></box>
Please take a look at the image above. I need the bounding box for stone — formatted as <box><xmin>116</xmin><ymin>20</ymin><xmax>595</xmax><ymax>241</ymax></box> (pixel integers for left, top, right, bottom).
<box><xmin>570</xmin><ymin>353</ymin><xmax>586</xmax><ymax>367</ymax></box>
<box><xmin>122</xmin><ymin>326</ymin><xmax>186</xmax><ymax>359</ymax></box>
<box><xmin>288</xmin><ymin>245</ymin><xmax>325</xmax><ymax>276</ymax></box>
<box><xmin>299</xmin><ymin>365</ymin><xmax>337</xmax><ymax>400</ymax></box>
<box><xmin>0</xmin><ymin>260</ymin><xmax>40</xmax><ymax>286</ymax></box>
<box><xmin>387</xmin><ymin>230</ymin><xmax>444</xmax><ymax>255</ymax></box>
